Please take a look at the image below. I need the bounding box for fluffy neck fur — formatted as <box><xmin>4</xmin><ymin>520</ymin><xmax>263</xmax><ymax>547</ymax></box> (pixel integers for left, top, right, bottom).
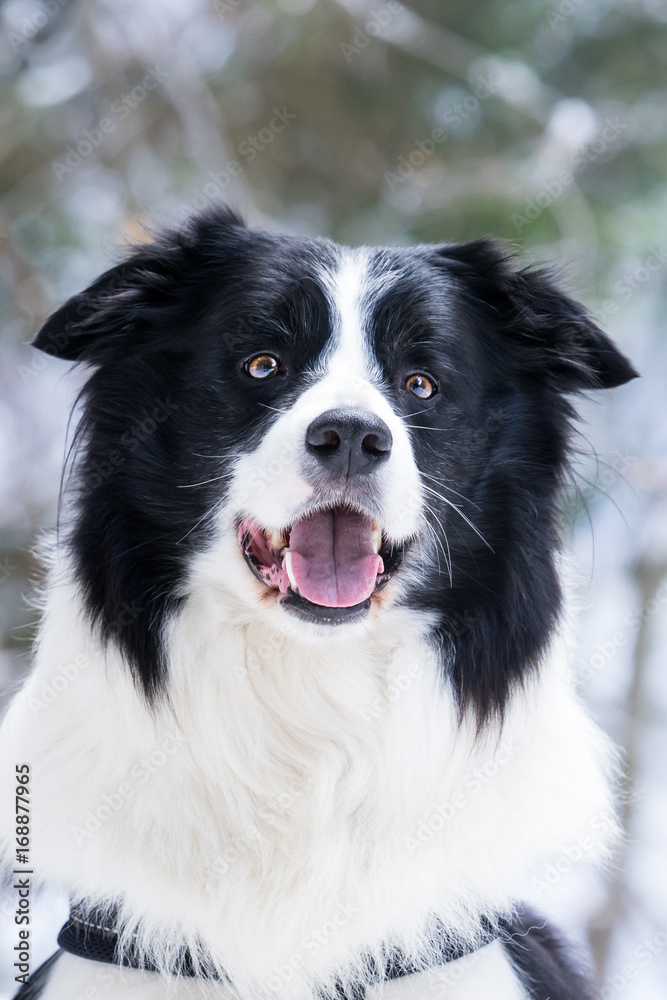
<box><xmin>0</xmin><ymin>546</ymin><xmax>617</xmax><ymax>998</ymax></box>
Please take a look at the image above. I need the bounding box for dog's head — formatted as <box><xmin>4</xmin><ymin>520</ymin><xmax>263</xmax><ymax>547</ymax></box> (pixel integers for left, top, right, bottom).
<box><xmin>35</xmin><ymin>208</ymin><xmax>637</xmax><ymax>722</ymax></box>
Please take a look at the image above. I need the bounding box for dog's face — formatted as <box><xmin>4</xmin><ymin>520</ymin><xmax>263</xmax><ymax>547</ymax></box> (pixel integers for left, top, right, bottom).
<box><xmin>35</xmin><ymin>209</ymin><xmax>636</xmax><ymax>721</ymax></box>
<box><xmin>224</xmin><ymin>249</ymin><xmax>426</xmax><ymax>626</ymax></box>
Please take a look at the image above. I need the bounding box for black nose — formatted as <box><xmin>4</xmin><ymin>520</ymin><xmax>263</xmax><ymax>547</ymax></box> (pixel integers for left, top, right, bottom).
<box><xmin>305</xmin><ymin>408</ymin><xmax>392</xmax><ymax>478</ymax></box>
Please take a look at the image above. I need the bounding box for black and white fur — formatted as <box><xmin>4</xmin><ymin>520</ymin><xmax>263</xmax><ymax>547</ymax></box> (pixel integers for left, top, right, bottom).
<box><xmin>0</xmin><ymin>209</ymin><xmax>637</xmax><ymax>999</ymax></box>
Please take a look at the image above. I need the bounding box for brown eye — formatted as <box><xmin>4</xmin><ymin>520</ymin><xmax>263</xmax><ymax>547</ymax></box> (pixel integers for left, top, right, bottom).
<box><xmin>405</xmin><ymin>373</ymin><xmax>437</xmax><ymax>399</ymax></box>
<box><xmin>246</xmin><ymin>354</ymin><xmax>280</xmax><ymax>379</ymax></box>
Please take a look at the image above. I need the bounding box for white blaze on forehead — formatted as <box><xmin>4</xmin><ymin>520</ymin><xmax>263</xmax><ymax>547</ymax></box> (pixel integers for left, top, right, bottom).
<box><xmin>318</xmin><ymin>247</ymin><xmax>398</xmax><ymax>384</ymax></box>
<box><xmin>320</xmin><ymin>249</ymin><xmax>372</xmax><ymax>379</ymax></box>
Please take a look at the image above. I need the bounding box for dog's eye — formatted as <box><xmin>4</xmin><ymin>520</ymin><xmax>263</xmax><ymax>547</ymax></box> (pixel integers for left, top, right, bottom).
<box><xmin>246</xmin><ymin>354</ymin><xmax>280</xmax><ymax>379</ymax></box>
<box><xmin>404</xmin><ymin>373</ymin><xmax>437</xmax><ymax>399</ymax></box>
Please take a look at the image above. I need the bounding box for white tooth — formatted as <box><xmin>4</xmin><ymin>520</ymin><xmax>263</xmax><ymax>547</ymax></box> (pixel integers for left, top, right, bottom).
<box><xmin>283</xmin><ymin>549</ymin><xmax>298</xmax><ymax>591</ymax></box>
<box><xmin>267</xmin><ymin>529</ymin><xmax>286</xmax><ymax>550</ymax></box>
<box><xmin>371</xmin><ymin>525</ymin><xmax>382</xmax><ymax>554</ymax></box>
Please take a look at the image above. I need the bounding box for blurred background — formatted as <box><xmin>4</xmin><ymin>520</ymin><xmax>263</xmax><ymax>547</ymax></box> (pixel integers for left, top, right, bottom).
<box><xmin>0</xmin><ymin>0</ymin><xmax>666</xmax><ymax>996</ymax></box>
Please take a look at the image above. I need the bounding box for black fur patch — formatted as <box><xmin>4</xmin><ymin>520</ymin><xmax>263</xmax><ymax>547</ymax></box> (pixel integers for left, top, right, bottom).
<box><xmin>501</xmin><ymin>907</ymin><xmax>597</xmax><ymax>1000</ymax></box>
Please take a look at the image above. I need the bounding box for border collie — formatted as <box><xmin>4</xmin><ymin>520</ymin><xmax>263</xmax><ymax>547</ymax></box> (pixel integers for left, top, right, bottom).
<box><xmin>1</xmin><ymin>208</ymin><xmax>637</xmax><ymax>1000</ymax></box>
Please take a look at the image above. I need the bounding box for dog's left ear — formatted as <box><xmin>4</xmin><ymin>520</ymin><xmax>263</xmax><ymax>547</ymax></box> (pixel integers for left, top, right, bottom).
<box><xmin>436</xmin><ymin>239</ymin><xmax>638</xmax><ymax>391</ymax></box>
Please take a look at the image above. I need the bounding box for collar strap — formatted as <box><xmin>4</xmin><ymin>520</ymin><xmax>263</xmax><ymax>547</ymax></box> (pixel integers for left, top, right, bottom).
<box><xmin>57</xmin><ymin>906</ymin><xmax>498</xmax><ymax>994</ymax></box>
<box><xmin>57</xmin><ymin>907</ymin><xmax>208</xmax><ymax>979</ymax></box>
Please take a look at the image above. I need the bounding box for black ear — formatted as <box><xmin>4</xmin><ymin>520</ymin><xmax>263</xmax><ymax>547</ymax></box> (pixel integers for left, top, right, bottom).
<box><xmin>33</xmin><ymin>207</ymin><xmax>246</xmax><ymax>364</ymax></box>
<box><xmin>33</xmin><ymin>256</ymin><xmax>169</xmax><ymax>362</ymax></box>
<box><xmin>437</xmin><ymin>239</ymin><xmax>639</xmax><ymax>391</ymax></box>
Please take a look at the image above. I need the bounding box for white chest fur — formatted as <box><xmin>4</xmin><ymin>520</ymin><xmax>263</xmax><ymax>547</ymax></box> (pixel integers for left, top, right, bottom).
<box><xmin>0</xmin><ymin>562</ymin><xmax>615</xmax><ymax>999</ymax></box>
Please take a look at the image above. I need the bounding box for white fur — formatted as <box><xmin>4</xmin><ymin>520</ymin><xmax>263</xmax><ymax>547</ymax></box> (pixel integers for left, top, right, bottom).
<box><xmin>0</xmin><ymin>252</ymin><xmax>618</xmax><ymax>998</ymax></box>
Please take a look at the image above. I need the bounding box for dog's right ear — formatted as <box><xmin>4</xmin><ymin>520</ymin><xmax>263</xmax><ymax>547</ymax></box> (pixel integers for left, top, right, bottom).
<box><xmin>33</xmin><ymin>207</ymin><xmax>247</xmax><ymax>364</ymax></box>
<box><xmin>33</xmin><ymin>255</ymin><xmax>169</xmax><ymax>363</ymax></box>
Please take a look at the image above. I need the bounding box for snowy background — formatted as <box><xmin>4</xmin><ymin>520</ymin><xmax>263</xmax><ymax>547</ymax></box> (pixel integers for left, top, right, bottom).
<box><xmin>1</xmin><ymin>0</ymin><xmax>666</xmax><ymax>997</ymax></box>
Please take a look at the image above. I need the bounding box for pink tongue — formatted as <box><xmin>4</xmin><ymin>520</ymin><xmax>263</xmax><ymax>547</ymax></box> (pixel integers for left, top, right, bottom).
<box><xmin>288</xmin><ymin>509</ymin><xmax>383</xmax><ymax>608</ymax></box>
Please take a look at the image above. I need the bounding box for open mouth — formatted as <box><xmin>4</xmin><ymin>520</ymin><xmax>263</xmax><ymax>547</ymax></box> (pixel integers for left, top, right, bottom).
<box><xmin>238</xmin><ymin>507</ymin><xmax>404</xmax><ymax>624</ymax></box>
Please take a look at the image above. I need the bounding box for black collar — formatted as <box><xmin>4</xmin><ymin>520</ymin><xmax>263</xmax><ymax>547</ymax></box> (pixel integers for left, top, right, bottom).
<box><xmin>58</xmin><ymin>905</ymin><xmax>499</xmax><ymax>996</ymax></box>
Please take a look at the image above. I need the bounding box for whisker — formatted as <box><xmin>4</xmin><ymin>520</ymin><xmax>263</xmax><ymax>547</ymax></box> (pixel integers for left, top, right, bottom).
<box><xmin>420</xmin><ymin>471</ymin><xmax>482</xmax><ymax>509</ymax></box>
<box><xmin>421</xmin><ymin>500</ymin><xmax>453</xmax><ymax>585</ymax></box>
<box><xmin>175</xmin><ymin>503</ymin><xmax>220</xmax><ymax>546</ymax></box>
<box><xmin>422</xmin><ymin>484</ymin><xmax>494</xmax><ymax>552</ymax></box>
<box><xmin>258</xmin><ymin>403</ymin><xmax>290</xmax><ymax>415</ymax></box>
<box><xmin>420</xmin><ymin>514</ymin><xmax>443</xmax><ymax>577</ymax></box>
<box><xmin>177</xmin><ymin>475</ymin><xmax>228</xmax><ymax>489</ymax></box>
<box><xmin>398</xmin><ymin>409</ymin><xmax>436</xmax><ymax>420</ymax></box>
<box><xmin>402</xmin><ymin>425</ymin><xmax>450</xmax><ymax>432</ymax></box>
